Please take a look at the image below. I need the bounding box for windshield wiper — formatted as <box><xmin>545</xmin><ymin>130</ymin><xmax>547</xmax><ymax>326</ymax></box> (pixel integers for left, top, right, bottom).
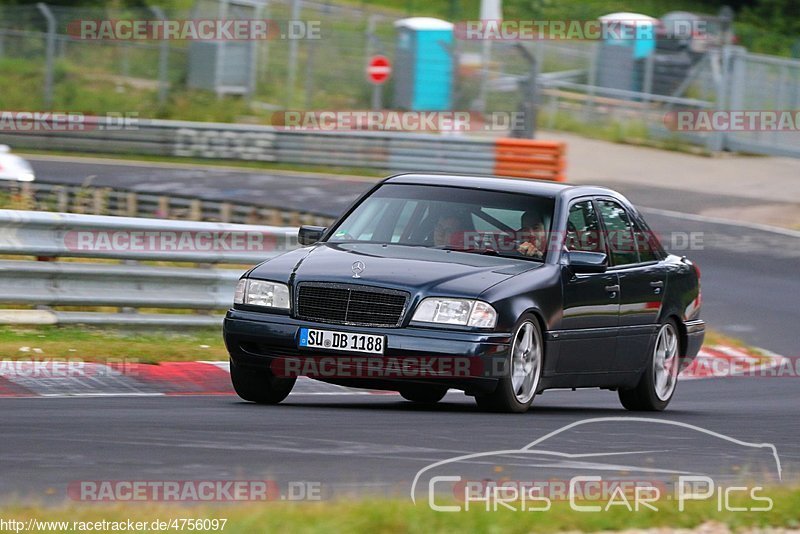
<box><xmin>437</xmin><ymin>246</ymin><xmax>544</xmax><ymax>261</ymax></box>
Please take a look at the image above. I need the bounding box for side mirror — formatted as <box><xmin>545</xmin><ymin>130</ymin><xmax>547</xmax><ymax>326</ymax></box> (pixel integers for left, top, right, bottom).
<box><xmin>298</xmin><ymin>225</ymin><xmax>326</xmax><ymax>246</ymax></box>
<box><xmin>567</xmin><ymin>250</ymin><xmax>608</xmax><ymax>274</ymax></box>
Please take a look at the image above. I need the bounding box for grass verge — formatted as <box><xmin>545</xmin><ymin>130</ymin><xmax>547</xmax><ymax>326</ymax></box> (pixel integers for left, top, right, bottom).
<box><xmin>0</xmin><ymin>325</ymin><xmax>769</xmax><ymax>364</ymax></box>
<box><xmin>0</xmin><ymin>487</ymin><xmax>798</xmax><ymax>533</ymax></box>
<box><xmin>0</xmin><ymin>325</ymin><xmax>226</xmax><ymax>363</ymax></box>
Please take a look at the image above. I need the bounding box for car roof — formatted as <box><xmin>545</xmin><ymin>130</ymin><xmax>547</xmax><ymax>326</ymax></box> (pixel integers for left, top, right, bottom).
<box><xmin>383</xmin><ymin>173</ymin><xmax>622</xmax><ymax>201</ymax></box>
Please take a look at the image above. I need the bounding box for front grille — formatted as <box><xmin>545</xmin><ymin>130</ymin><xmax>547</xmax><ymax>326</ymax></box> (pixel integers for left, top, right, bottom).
<box><xmin>296</xmin><ymin>282</ymin><xmax>409</xmax><ymax>327</ymax></box>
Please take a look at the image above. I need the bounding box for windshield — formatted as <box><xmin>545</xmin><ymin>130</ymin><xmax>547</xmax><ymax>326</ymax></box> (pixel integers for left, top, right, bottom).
<box><xmin>326</xmin><ymin>183</ymin><xmax>556</xmax><ymax>261</ymax></box>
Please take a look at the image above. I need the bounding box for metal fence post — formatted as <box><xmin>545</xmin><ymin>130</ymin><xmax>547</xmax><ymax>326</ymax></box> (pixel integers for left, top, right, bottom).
<box><xmin>257</xmin><ymin>1</ymin><xmax>271</xmax><ymax>88</ymax></box>
<box><xmin>708</xmin><ymin>47</ymin><xmax>731</xmax><ymax>153</ymax></box>
<box><xmin>150</xmin><ymin>6</ymin><xmax>169</xmax><ymax>106</ymax></box>
<box><xmin>584</xmin><ymin>42</ymin><xmax>598</xmax><ymax>122</ymax></box>
<box><xmin>775</xmin><ymin>64</ymin><xmax>788</xmax><ymax>150</ymax></box>
<box><xmin>121</xmin><ymin>43</ymin><xmax>130</xmax><ymax>77</ymax></box>
<box><xmin>36</xmin><ymin>2</ymin><xmax>56</xmax><ymax>109</ymax></box>
<box><xmin>714</xmin><ymin>46</ymin><xmax>747</xmax><ymax>153</ymax></box>
<box><xmin>512</xmin><ymin>44</ymin><xmax>538</xmax><ymax>139</ymax></box>
<box><xmin>304</xmin><ymin>32</ymin><xmax>317</xmax><ymax>108</ymax></box>
<box><xmin>475</xmin><ymin>39</ymin><xmax>492</xmax><ymax>113</ymax></box>
<box><xmin>366</xmin><ymin>14</ymin><xmax>384</xmax><ymax>111</ymax></box>
<box><xmin>285</xmin><ymin>0</ymin><xmax>301</xmax><ymax>108</ymax></box>
<box><xmin>642</xmin><ymin>53</ymin><xmax>655</xmax><ymax>105</ymax></box>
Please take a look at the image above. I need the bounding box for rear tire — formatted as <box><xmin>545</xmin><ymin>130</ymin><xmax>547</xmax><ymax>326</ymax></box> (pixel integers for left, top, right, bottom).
<box><xmin>230</xmin><ymin>358</ymin><xmax>296</xmax><ymax>404</ymax></box>
<box><xmin>619</xmin><ymin>320</ymin><xmax>680</xmax><ymax>411</ymax></box>
<box><xmin>399</xmin><ymin>385</ymin><xmax>448</xmax><ymax>404</ymax></box>
<box><xmin>474</xmin><ymin>314</ymin><xmax>543</xmax><ymax>413</ymax></box>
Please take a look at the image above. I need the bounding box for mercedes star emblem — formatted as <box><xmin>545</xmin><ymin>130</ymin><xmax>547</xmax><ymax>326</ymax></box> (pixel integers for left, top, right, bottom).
<box><xmin>351</xmin><ymin>260</ymin><xmax>365</xmax><ymax>278</ymax></box>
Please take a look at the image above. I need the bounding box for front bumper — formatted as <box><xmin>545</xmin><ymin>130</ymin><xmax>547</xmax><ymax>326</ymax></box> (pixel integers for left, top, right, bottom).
<box><xmin>223</xmin><ymin>309</ymin><xmax>512</xmax><ymax>394</ymax></box>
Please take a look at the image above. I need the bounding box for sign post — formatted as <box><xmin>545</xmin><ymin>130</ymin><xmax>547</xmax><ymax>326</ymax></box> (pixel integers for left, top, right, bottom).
<box><xmin>366</xmin><ymin>55</ymin><xmax>392</xmax><ymax>110</ymax></box>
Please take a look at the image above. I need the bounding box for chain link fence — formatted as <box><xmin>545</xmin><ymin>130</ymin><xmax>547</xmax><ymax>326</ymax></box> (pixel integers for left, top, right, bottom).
<box><xmin>0</xmin><ymin>1</ymin><xmax>397</xmax><ymax>112</ymax></box>
<box><xmin>723</xmin><ymin>50</ymin><xmax>800</xmax><ymax>157</ymax></box>
<box><xmin>1</xmin><ymin>2</ymin><xmax>799</xmax><ymax>157</ymax></box>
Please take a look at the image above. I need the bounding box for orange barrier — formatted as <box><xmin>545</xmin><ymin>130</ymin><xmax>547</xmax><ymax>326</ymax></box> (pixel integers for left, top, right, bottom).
<box><xmin>493</xmin><ymin>139</ymin><xmax>566</xmax><ymax>182</ymax></box>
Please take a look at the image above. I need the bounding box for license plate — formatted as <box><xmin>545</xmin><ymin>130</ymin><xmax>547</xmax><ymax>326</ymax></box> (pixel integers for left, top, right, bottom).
<box><xmin>298</xmin><ymin>328</ymin><xmax>385</xmax><ymax>355</ymax></box>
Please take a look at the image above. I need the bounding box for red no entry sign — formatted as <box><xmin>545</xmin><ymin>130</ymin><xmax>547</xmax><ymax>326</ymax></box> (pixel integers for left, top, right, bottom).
<box><xmin>366</xmin><ymin>55</ymin><xmax>392</xmax><ymax>85</ymax></box>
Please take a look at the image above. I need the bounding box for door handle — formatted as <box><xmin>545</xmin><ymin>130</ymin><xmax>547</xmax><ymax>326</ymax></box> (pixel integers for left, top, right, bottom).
<box><xmin>650</xmin><ymin>280</ymin><xmax>664</xmax><ymax>294</ymax></box>
<box><xmin>605</xmin><ymin>285</ymin><xmax>620</xmax><ymax>293</ymax></box>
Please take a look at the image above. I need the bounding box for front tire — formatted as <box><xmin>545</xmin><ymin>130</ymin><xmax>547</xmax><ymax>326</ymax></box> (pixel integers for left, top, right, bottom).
<box><xmin>399</xmin><ymin>385</ymin><xmax>448</xmax><ymax>404</ymax></box>
<box><xmin>475</xmin><ymin>315</ymin><xmax>543</xmax><ymax>413</ymax></box>
<box><xmin>230</xmin><ymin>358</ymin><xmax>296</xmax><ymax>404</ymax></box>
<box><xmin>619</xmin><ymin>320</ymin><xmax>680</xmax><ymax>411</ymax></box>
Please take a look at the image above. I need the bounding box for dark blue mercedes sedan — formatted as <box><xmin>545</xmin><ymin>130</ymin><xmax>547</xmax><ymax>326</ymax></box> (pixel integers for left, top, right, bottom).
<box><xmin>223</xmin><ymin>174</ymin><xmax>704</xmax><ymax>413</ymax></box>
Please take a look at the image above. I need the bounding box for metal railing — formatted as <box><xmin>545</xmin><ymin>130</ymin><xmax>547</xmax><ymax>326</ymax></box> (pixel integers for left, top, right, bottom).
<box><xmin>0</xmin><ymin>209</ymin><xmax>298</xmax><ymax>326</ymax></box>
<box><xmin>0</xmin><ymin>115</ymin><xmax>501</xmax><ymax>175</ymax></box>
<box><xmin>0</xmin><ymin>180</ymin><xmax>336</xmax><ymax>225</ymax></box>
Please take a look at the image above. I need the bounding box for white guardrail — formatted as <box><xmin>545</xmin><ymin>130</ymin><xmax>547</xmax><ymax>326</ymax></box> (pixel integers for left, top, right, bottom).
<box><xmin>0</xmin><ymin>210</ymin><xmax>298</xmax><ymax>326</ymax></box>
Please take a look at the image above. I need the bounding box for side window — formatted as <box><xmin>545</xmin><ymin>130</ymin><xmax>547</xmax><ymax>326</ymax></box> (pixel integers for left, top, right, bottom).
<box><xmin>632</xmin><ymin>219</ymin><xmax>658</xmax><ymax>263</ymax></box>
<box><xmin>566</xmin><ymin>201</ymin><xmax>603</xmax><ymax>253</ymax></box>
<box><xmin>597</xmin><ymin>199</ymin><xmax>638</xmax><ymax>266</ymax></box>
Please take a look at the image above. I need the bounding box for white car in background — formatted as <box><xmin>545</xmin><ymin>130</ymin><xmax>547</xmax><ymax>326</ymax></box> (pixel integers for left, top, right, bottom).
<box><xmin>0</xmin><ymin>145</ymin><xmax>35</xmax><ymax>182</ymax></box>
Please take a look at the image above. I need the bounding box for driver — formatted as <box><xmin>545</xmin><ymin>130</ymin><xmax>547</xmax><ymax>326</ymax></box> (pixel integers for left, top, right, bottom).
<box><xmin>433</xmin><ymin>215</ymin><xmax>463</xmax><ymax>247</ymax></box>
<box><xmin>517</xmin><ymin>211</ymin><xmax>546</xmax><ymax>258</ymax></box>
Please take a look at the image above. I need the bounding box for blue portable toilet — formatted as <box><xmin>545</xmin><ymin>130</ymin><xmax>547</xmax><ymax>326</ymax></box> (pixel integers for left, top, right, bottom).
<box><xmin>595</xmin><ymin>12</ymin><xmax>657</xmax><ymax>93</ymax></box>
<box><xmin>393</xmin><ymin>17</ymin><xmax>454</xmax><ymax>111</ymax></box>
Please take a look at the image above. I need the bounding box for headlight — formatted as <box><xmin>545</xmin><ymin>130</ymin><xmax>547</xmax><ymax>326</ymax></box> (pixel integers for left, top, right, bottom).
<box><xmin>412</xmin><ymin>298</ymin><xmax>497</xmax><ymax>328</ymax></box>
<box><xmin>234</xmin><ymin>279</ymin><xmax>291</xmax><ymax>309</ymax></box>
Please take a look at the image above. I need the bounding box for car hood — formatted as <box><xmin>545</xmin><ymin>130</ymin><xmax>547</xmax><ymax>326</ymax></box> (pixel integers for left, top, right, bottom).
<box><xmin>248</xmin><ymin>242</ymin><xmax>541</xmax><ymax>297</ymax></box>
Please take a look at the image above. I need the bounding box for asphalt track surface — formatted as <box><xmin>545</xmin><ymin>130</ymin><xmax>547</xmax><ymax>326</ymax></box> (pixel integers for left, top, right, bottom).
<box><xmin>1</xmin><ymin>379</ymin><xmax>796</xmax><ymax>502</ymax></box>
<box><xmin>29</xmin><ymin>157</ymin><xmax>372</xmax><ymax>217</ymax></box>
<box><xmin>1</xmin><ymin>156</ymin><xmax>796</xmax><ymax>503</ymax></box>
